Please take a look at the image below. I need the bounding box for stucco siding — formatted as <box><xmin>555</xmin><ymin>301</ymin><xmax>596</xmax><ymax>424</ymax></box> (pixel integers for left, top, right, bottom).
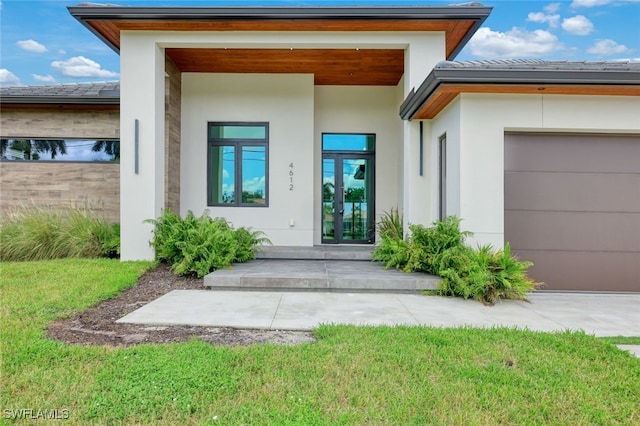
<box><xmin>430</xmin><ymin>97</ymin><xmax>461</xmax><ymax>222</ymax></box>
<box><xmin>180</xmin><ymin>73</ymin><xmax>315</xmax><ymax>246</ymax></box>
<box><xmin>119</xmin><ymin>36</ymin><xmax>166</xmax><ymax>260</ymax></box>
<box><xmin>542</xmin><ymin>95</ymin><xmax>640</xmax><ymax>131</ymax></box>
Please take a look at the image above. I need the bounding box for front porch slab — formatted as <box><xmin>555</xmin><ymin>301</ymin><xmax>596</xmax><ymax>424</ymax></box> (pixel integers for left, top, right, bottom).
<box><xmin>204</xmin><ymin>259</ymin><xmax>441</xmax><ymax>293</ymax></box>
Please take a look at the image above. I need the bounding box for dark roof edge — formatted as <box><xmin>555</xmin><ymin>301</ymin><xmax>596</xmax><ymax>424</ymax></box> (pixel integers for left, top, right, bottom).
<box><xmin>0</xmin><ymin>96</ymin><xmax>120</xmax><ymax>106</ymax></box>
<box><xmin>67</xmin><ymin>5</ymin><xmax>493</xmax><ymax>20</ymax></box>
<box><xmin>400</xmin><ymin>66</ymin><xmax>640</xmax><ymax>120</ymax></box>
<box><xmin>68</xmin><ymin>5</ymin><xmax>492</xmax><ymax>55</ymax></box>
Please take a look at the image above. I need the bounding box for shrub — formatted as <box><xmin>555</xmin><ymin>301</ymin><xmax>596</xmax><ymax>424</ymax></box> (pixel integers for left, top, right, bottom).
<box><xmin>373</xmin><ymin>214</ymin><xmax>541</xmax><ymax>304</ymax></box>
<box><xmin>377</xmin><ymin>207</ymin><xmax>403</xmax><ymax>240</ymax></box>
<box><xmin>146</xmin><ymin>210</ymin><xmax>270</xmax><ymax>277</ymax></box>
<box><xmin>0</xmin><ymin>205</ymin><xmax>120</xmax><ymax>261</ymax></box>
<box><xmin>405</xmin><ymin>217</ymin><xmax>472</xmax><ymax>275</ymax></box>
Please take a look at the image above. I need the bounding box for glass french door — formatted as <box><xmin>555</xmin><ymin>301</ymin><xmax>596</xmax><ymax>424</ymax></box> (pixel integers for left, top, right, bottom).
<box><xmin>322</xmin><ymin>154</ymin><xmax>375</xmax><ymax>244</ymax></box>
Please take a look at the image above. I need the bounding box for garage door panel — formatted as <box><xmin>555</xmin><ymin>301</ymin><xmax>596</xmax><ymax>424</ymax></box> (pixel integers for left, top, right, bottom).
<box><xmin>505</xmin><ymin>134</ymin><xmax>640</xmax><ymax>174</ymax></box>
<box><xmin>505</xmin><ymin>211</ymin><xmax>640</xmax><ymax>252</ymax></box>
<box><xmin>505</xmin><ymin>133</ymin><xmax>640</xmax><ymax>291</ymax></box>
<box><xmin>505</xmin><ymin>171</ymin><xmax>640</xmax><ymax>212</ymax></box>
<box><xmin>514</xmin><ymin>249</ymin><xmax>640</xmax><ymax>292</ymax></box>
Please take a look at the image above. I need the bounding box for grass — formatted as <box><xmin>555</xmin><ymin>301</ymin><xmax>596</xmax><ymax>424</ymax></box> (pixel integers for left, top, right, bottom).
<box><xmin>0</xmin><ymin>205</ymin><xmax>119</xmax><ymax>261</ymax></box>
<box><xmin>2</xmin><ymin>259</ymin><xmax>640</xmax><ymax>424</ymax></box>
<box><xmin>599</xmin><ymin>336</ymin><xmax>640</xmax><ymax>345</ymax></box>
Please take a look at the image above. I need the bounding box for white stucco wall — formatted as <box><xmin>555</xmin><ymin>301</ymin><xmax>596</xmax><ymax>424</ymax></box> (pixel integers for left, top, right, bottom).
<box><xmin>119</xmin><ymin>35</ymin><xmax>166</xmax><ymax>261</ymax></box>
<box><xmin>313</xmin><ymin>85</ymin><xmax>404</xmax><ymax>244</ymax></box>
<box><xmin>429</xmin><ymin>98</ymin><xmax>461</xmax><ymax>222</ymax></box>
<box><xmin>181</xmin><ymin>73</ymin><xmax>315</xmax><ymax>246</ymax></box>
<box><xmin>402</xmin><ymin>37</ymin><xmax>446</xmax><ymax>229</ymax></box>
<box><xmin>118</xmin><ymin>29</ymin><xmax>448</xmax><ymax>258</ymax></box>
<box><xmin>434</xmin><ymin>93</ymin><xmax>640</xmax><ymax>248</ymax></box>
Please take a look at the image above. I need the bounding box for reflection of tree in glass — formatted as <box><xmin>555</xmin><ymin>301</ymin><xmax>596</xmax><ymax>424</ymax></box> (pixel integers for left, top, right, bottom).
<box><xmin>345</xmin><ymin>187</ymin><xmax>365</xmax><ymax>202</ymax></box>
<box><xmin>221</xmin><ymin>192</ymin><xmax>235</xmax><ymax>204</ymax></box>
<box><xmin>0</xmin><ymin>139</ymin><xmax>8</xmax><ymax>159</ymax></box>
<box><xmin>0</xmin><ymin>139</ymin><xmax>66</xmax><ymax>160</ymax></box>
<box><xmin>345</xmin><ymin>187</ymin><xmax>367</xmax><ymax>239</ymax></box>
<box><xmin>34</xmin><ymin>140</ymin><xmax>66</xmax><ymax>159</ymax></box>
<box><xmin>242</xmin><ymin>190</ymin><xmax>265</xmax><ymax>204</ymax></box>
<box><xmin>91</xmin><ymin>140</ymin><xmax>120</xmax><ymax>160</ymax></box>
<box><xmin>323</xmin><ymin>182</ymin><xmax>334</xmax><ymax>201</ymax></box>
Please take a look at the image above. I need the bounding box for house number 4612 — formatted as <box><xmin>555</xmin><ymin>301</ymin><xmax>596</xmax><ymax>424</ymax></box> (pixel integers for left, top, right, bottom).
<box><xmin>289</xmin><ymin>163</ymin><xmax>294</xmax><ymax>191</ymax></box>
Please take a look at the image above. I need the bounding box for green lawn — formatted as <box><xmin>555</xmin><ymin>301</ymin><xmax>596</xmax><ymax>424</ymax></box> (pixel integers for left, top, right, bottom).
<box><xmin>1</xmin><ymin>259</ymin><xmax>639</xmax><ymax>425</ymax></box>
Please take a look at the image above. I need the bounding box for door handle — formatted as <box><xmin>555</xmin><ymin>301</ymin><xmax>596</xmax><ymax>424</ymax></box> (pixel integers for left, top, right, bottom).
<box><xmin>339</xmin><ymin>185</ymin><xmax>345</xmax><ymax>214</ymax></box>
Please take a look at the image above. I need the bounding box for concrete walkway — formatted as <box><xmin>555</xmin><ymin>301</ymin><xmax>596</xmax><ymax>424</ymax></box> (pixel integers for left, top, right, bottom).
<box><xmin>118</xmin><ymin>291</ymin><xmax>640</xmax><ymax>337</ymax></box>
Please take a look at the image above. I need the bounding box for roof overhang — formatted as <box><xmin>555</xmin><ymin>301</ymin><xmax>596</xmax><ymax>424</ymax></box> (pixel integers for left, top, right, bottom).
<box><xmin>401</xmin><ymin>63</ymin><xmax>640</xmax><ymax>120</ymax></box>
<box><xmin>68</xmin><ymin>5</ymin><xmax>492</xmax><ymax>60</ymax></box>
<box><xmin>0</xmin><ymin>97</ymin><xmax>119</xmax><ymax>110</ymax></box>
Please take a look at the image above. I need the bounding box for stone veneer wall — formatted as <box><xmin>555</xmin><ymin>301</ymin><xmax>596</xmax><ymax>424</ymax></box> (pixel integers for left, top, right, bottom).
<box><xmin>0</xmin><ymin>161</ymin><xmax>120</xmax><ymax>223</ymax></box>
<box><xmin>165</xmin><ymin>56</ymin><xmax>182</xmax><ymax>214</ymax></box>
<box><xmin>0</xmin><ymin>107</ymin><xmax>120</xmax><ymax>222</ymax></box>
<box><xmin>0</xmin><ymin>108</ymin><xmax>119</xmax><ymax>139</ymax></box>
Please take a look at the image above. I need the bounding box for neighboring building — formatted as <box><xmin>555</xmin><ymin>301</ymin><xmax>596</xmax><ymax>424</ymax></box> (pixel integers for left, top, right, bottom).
<box><xmin>0</xmin><ymin>82</ymin><xmax>121</xmax><ymax>222</ymax></box>
<box><xmin>2</xmin><ymin>4</ymin><xmax>638</xmax><ymax>291</ymax></box>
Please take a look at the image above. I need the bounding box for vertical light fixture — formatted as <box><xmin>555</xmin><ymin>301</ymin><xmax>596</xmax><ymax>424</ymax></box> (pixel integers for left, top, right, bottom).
<box><xmin>134</xmin><ymin>119</ymin><xmax>139</xmax><ymax>174</ymax></box>
<box><xmin>419</xmin><ymin>121</ymin><xmax>424</xmax><ymax>176</ymax></box>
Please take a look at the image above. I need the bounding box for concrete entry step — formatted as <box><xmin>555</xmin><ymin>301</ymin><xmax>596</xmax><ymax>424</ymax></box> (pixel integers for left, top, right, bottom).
<box><xmin>256</xmin><ymin>245</ymin><xmax>373</xmax><ymax>261</ymax></box>
<box><xmin>204</xmin><ymin>259</ymin><xmax>441</xmax><ymax>293</ymax></box>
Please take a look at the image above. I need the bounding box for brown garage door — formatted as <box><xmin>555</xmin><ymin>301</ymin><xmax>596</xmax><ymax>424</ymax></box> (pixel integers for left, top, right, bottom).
<box><xmin>505</xmin><ymin>133</ymin><xmax>640</xmax><ymax>292</ymax></box>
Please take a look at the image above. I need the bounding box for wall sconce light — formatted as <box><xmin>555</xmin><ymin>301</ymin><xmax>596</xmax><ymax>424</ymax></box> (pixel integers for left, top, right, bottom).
<box><xmin>134</xmin><ymin>119</ymin><xmax>139</xmax><ymax>174</ymax></box>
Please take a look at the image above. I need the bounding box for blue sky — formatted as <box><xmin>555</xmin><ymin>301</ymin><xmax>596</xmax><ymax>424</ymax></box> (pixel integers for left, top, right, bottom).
<box><xmin>1</xmin><ymin>0</ymin><xmax>639</xmax><ymax>86</ymax></box>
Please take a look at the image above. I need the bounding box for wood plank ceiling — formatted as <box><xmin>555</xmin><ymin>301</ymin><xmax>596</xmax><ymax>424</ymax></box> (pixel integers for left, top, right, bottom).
<box><xmin>86</xmin><ymin>19</ymin><xmax>476</xmax><ymax>86</ymax></box>
<box><xmin>166</xmin><ymin>48</ymin><xmax>405</xmax><ymax>86</ymax></box>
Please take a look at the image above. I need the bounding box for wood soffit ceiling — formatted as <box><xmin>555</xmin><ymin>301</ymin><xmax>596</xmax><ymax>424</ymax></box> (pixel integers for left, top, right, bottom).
<box><xmin>88</xmin><ymin>19</ymin><xmax>475</xmax><ymax>59</ymax></box>
<box><xmin>86</xmin><ymin>19</ymin><xmax>476</xmax><ymax>85</ymax></box>
<box><xmin>166</xmin><ymin>48</ymin><xmax>404</xmax><ymax>86</ymax></box>
<box><xmin>413</xmin><ymin>84</ymin><xmax>640</xmax><ymax>119</ymax></box>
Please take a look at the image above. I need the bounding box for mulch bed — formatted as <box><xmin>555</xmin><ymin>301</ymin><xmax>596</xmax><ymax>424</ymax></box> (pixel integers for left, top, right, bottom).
<box><xmin>47</xmin><ymin>263</ymin><xmax>315</xmax><ymax>347</ymax></box>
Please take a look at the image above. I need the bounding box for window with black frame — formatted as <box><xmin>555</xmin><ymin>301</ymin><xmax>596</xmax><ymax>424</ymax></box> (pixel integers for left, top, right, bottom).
<box><xmin>0</xmin><ymin>138</ymin><xmax>119</xmax><ymax>162</ymax></box>
<box><xmin>207</xmin><ymin>122</ymin><xmax>268</xmax><ymax>207</ymax></box>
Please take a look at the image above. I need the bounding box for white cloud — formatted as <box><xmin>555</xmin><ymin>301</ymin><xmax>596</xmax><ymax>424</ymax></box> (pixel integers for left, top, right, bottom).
<box><xmin>17</xmin><ymin>39</ymin><xmax>47</xmax><ymax>53</ymax></box>
<box><xmin>544</xmin><ymin>3</ymin><xmax>562</xmax><ymax>13</ymax></box>
<box><xmin>58</xmin><ymin>49</ymin><xmax>67</xmax><ymax>55</ymax></box>
<box><xmin>527</xmin><ymin>11</ymin><xmax>560</xmax><ymax>28</ymax></box>
<box><xmin>587</xmin><ymin>39</ymin><xmax>630</xmax><ymax>55</ymax></box>
<box><xmin>571</xmin><ymin>0</ymin><xmax>640</xmax><ymax>7</ymax></box>
<box><xmin>242</xmin><ymin>176</ymin><xmax>266</xmax><ymax>194</ymax></box>
<box><xmin>33</xmin><ymin>74</ymin><xmax>56</xmax><ymax>83</ymax></box>
<box><xmin>0</xmin><ymin>69</ymin><xmax>21</xmax><ymax>86</ymax></box>
<box><xmin>562</xmin><ymin>15</ymin><xmax>594</xmax><ymax>35</ymax></box>
<box><xmin>467</xmin><ymin>27</ymin><xmax>563</xmax><ymax>59</ymax></box>
<box><xmin>571</xmin><ymin>0</ymin><xmax>613</xmax><ymax>7</ymax></box>
<box><xmin>51</xmin><ymin>56</ymin><xmax>118</xmax><ymax>78</ymax></box>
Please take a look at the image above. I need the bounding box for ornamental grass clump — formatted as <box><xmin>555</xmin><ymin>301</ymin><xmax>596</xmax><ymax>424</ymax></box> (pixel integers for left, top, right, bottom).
<box><xmin>146</xmin><ymin>210</ymin><xmax>270</xmax><ymax>277</ymax></box>
<box><xmin>373</xmin><ymin>214</ymin><xmax>541</xmax><ymax>305</ymax></box>
<box><xmin>0</xmin><ymin>205</ymin><xmax>119</xmax><ymax>261</ymax></box>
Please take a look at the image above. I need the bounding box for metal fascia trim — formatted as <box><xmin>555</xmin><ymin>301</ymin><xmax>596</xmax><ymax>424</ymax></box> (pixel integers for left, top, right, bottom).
<box><xmin>0</xmin><ymin>96</ymin><xmax>120</xmax><ymax>105</ymax></box>
<box><xmin>400</xmin><ymin>66</ymin><xmax>640</xmax><ymax>120</ymax></box>
<box><xmin>67</xmin><ymin>6</ymin><xmax>494</xmax><ymax>20</ymax></box>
